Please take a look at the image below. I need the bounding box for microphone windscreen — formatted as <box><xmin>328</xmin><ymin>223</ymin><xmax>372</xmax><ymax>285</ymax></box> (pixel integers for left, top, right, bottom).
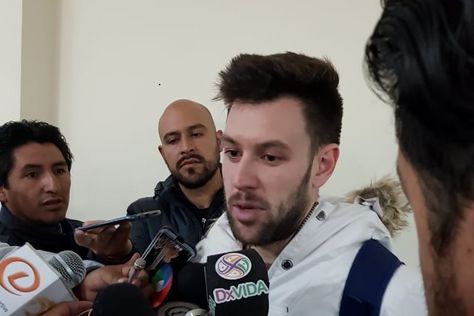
<box><xmin>205</xmin><ymin>249</ymin><xmax>269</xmax><ymax>316</ymax></box>
<box><xmin>91</xmin><ymin>283</ymin><xmax>155</xmax><ymax>316</ymax></box>
<box><xmin>175</xmin><ymin>263</ymin><xmax>208</xmax><ymax>308</ymax></box>
<box><xmin>48</xmin><ymin>250</ymin><xmax>86</xmax><ymax>288</ymax></box>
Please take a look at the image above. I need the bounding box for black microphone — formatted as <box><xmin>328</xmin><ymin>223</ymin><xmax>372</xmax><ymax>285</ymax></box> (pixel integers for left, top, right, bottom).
<box><xmin>205</xmin><ymin>249</ymin><xmax>269</xmax><ymax>315</ymax></box>
<box><xmin>176</xmin><ymin>249</ymin><xmax>269</xmax><ymax>315</ymax></box>
<box><xmin>90</xmin><ymin>283</ymin><xmax>155</xmax><ymax>316</ymax></box>
<box><xmin>175</xmin><ymin>263</ymin><xmax>208</xmax><ymax>308</ymax></box>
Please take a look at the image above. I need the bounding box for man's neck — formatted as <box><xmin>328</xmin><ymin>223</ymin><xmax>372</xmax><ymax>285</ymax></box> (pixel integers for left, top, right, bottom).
<box><xmin>455</xmin><ymin>204</ymin><xmax>474</xmax><ymax>313</ymax></box>
<box><xmin>178</xmin><ymin>169</ymin><xmax>223</xmax><ymax>209</ymax></box>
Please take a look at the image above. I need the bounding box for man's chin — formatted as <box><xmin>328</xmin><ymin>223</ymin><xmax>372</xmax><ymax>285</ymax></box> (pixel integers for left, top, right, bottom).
<box><xmin>229</xmin><ymin>220</ymin><xmax>261</xmax><ymax>245</ymax></box>
<box><xmin>39</xmin><ymin>210</ymin><xmax>67</xmax><ymax>225</ymax></box>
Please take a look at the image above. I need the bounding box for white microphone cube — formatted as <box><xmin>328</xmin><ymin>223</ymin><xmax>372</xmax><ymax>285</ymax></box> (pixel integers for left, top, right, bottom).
<box><xmin>0</xmin><ymin>243</ymin><xmax>75</xmax><ymax>315</ymax></box>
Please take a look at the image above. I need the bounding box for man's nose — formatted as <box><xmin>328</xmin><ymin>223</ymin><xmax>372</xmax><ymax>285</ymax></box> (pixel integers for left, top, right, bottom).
<box><xmin>179</xmin><ymin>136</ymin><xmax>196</xmax><ymax>153</ymax></box>
<box><xmin>231</xmin><ymin>155</ymin><xmax>259</xmax><ymax>191</ymax></box>
<box><xmin>41</xmin><ymin>172</ymin><xmax>59</xmax><ymax>192</ymax></box>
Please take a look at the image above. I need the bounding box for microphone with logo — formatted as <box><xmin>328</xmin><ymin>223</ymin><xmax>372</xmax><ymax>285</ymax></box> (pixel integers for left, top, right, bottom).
<box><xmin>0</xmin><ymin>243</ymin><xmax>86</xmax><ymax>315</ymax></box>
<box><xmin>175</xmin><ymin>249</ymin><xmax>269</xmax><ymax>316</ymax></box>
<box><xmin>206</xmin><ymin>249</ymin><xmax>269</xmax><ymax>316</ymax></box>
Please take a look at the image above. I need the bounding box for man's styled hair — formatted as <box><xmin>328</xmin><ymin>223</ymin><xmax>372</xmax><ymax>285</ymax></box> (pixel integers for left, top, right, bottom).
<box><xmin>0</xmin><ymin>120</ymin><xmax>73</xmax><ymax>187</ymax></box>
<box><xmin>215</xmin><ymin>52</ymin><xmax>343</xmax><ymax>152</ymax></box>
<box><xmin>365</xmin><ymin>0</ymin><xmax>474</xmax><ymax>255</ymax></box>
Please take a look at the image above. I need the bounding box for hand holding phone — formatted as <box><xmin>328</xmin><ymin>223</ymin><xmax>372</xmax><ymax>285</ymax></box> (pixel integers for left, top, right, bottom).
<box><xmin>74</xmin><ymin>210</ymin><xmax>161</xmax><ymax>259</ymax></box>
<box><xmin>76</xmin><ymin>209</ymin><xmax>161</xmax><ymax>232</ymax></box>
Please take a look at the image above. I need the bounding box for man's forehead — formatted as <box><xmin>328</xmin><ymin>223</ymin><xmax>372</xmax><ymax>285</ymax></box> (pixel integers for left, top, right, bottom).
<box><xmin>224</xmin><ymin>101</ymin><xmax>309</xmax><ymax>146</ymax></box>
<box><xmin>159</xmin><ymin>112</ymin><xmax>212</xmax><ymax>137</ymax></box>
<box><xmin>12</xmin><ymin>143</ymin><xmax>66</xmax><ymax>166</ymax></box>
<box><xmin>160</xmin><ymin>122</ymin><xmax>208</xmax><ymax>137</ymax></box>
<box><xmin>222</xmin><ymin>133</ymin><xmax>291</xmax><ymax>151</ymax></box>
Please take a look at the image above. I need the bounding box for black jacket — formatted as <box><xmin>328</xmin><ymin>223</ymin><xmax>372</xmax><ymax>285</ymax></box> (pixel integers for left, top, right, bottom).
<box><xmin>0</xmin><ymin>205</ymin><xmax>90</xmax><ymax>259</ymax></box>
<box><xmin>127</xmin><ymin>175</ymin><xmax>225</xmax><ymax>257</ymax></box>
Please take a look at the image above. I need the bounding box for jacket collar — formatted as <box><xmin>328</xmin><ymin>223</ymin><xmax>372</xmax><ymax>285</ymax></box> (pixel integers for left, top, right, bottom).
<box><xmin>0</xmin><ymin>204</ymin><xmax>68</xmax><ymax>235</ymax></box>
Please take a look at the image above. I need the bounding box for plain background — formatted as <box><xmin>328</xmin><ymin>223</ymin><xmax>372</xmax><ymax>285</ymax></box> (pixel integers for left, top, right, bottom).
<box><xmin>0</xmin><ymin>0</ymin><xmax>419</xmax><ymax>267</ymax></box>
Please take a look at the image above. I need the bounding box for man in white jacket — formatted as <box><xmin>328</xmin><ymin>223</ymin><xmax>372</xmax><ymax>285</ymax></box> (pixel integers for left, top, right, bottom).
<box><xmin>194</xmin><ymin>53</ymin><xmax>426</xmax><ymax>315</ymax></box>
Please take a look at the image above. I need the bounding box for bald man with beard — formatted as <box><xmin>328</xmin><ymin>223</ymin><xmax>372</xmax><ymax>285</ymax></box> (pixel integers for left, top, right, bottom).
<box><xmin>127</xmin><ymin>99</ymin><xmax>224</xmax><ymax>266</ymax></box>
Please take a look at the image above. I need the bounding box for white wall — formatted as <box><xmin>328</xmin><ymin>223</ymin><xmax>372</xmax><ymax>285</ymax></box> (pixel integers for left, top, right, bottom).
<box><xmin>0</xmin><ymin>0</ymin><xmax>22</xmax><ymax>121</ymax></box>
<box><xmin>20</xmin><ymin>0</ymin><xmax>59</xmax><ymax>122</ymax></box>
<box><xmin>19</xmin><ymin>1</ymin><xmax>419</xmax><ymax>266</ymax></box>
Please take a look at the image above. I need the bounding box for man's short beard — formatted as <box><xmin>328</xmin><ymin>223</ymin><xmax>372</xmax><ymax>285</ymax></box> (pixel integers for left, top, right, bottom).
<box><xmin>227</xmin><ymin>165</ymin><xmax>312</xmax><ymax>246</ymax></box>
<box><xmin>174</xmin><ymin>162</ymin><xmax>219</xmax><ymax>189</ymax></box>
<box><xmin>171</xmin><ymin>149</ymin><xmax>220</xmax><ymax>189</ymax></box>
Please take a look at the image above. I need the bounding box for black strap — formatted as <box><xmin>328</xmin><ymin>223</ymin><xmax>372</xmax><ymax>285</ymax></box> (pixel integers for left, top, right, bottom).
<box><xmin>339</xmin><ymin>239</ymin><xmax>403</xmax><ymax>316</ymax></box>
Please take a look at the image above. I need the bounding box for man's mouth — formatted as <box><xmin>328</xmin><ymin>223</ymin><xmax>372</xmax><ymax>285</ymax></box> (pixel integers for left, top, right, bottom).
<box><xmin>41</xmin><ymin>198</ymin><xmax>64</xmax><ymax>207</ymax></box>
<box><xmin>178</xmin><ymin>157</ymin><xmax>202</xmax><ymax>168</ymax></box>
<box><xmin>230</xmin><ymin>201</ymin><xmax>265</xmax><ymax>223</ymax></box>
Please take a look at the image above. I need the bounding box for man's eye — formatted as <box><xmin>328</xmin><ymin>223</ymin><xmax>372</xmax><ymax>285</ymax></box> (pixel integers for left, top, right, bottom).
<box><xmin>224</xmin><ymin>150</ymin><xmax>240</xmax><ymax>158</ymax></box>
<box><xmin>55</xmin><ymin>168</ymin><xmax>67</xmax><ymax>175</ymax></box>
<box><xmin>24</xmin><ymin>172</ymin><xmax>37</xmax><ymax>178</ymax></box>
<box><xmin>166</xmin><ymin>138</ymin><xmax>177</xmax><ymax>144</ymax></box>
<box><xmin>263</xmin><ymin>154</ymin><xmax>280</xmax><ymax>163</ymax></box>
<box><xmin>191</xmin><ymin>132</ymin><xmax>203</xmax><ymax>137</ymax></box>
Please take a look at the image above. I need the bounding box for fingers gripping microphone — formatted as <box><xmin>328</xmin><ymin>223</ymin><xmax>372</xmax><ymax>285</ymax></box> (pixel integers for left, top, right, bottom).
<box><xmin>206</xmin><ymin>249</ymin><xmax>269</xmax><ymax>315</ymax></box>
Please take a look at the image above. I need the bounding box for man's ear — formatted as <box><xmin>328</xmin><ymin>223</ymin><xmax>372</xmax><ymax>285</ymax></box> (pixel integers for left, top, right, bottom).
<box><xmin>216</xmin><ymin>130</ymin><xmax>223</xmax><ymax>151</ymax></box>
<box><xmin>158</xmin><ymin>145</ymin><xmax>164</xmax><ymax>158</ymax></box>
<box><xmin>0</xmin><ymin>186</ymin><xmax>7</xmax><ymax>203</ymax></box>
<box><xmin>310</xmin><ymin>144</ymin><xmax>340</xmax><ymax>189</ymax></box>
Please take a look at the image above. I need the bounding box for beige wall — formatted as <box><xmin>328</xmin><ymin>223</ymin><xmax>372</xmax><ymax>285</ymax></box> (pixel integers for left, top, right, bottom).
<box><xmin>4</xmin><ymin>0</ymin><xmax>419</xmax><ymax>266</ymax></box>
<box><xmin>0</xmin><ymin>0</ymin><xmax>22</xmax><ymax>121</ymax></box>
<box><xmin>20</xmin><ymin>0</ymin><xmax>59</xmax><ymax>123</ymax></box>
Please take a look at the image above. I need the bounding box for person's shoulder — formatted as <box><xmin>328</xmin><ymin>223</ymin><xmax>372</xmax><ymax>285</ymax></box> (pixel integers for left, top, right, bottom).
<box><xmin>0</xmin><ymin>223</ymin><xmax>11</xmax><ymax>243</ymax></box>
<box><xmin>318</xmin><ymin>200</ymin><xmax>387</xmax><ymax>234</ymax></box>
<box><xmin>306</xmin><ymin>201</ymin><xmax>392</xmax><ymax>256</ymax></box>
<box><xmin>65</xmin><ymin>217</ymin><xmax>83</xmax><ymax>229</ymax></box>
<box><xmin>380</xmin><ymin>265</ymin><xmax>427</xmax><ymax>315</ymax></box>
<box><xmin>0</xmin><ymin>223</ymin><xmax>21</xmax><ymax>246</ymax></box>
<box><xmin>127</xmin><ymin>176</ymin><xmax>175</xmax><ymax>215</ymax></box>
<box><xmin>127</xmin><ymin>196</ymin><xmax>161</xmax><ymax>214</ymax></box>
<box><xmin>0</xmin><ymin>219</ymin><xmax>8</xmax><ymax>234</ymax></box>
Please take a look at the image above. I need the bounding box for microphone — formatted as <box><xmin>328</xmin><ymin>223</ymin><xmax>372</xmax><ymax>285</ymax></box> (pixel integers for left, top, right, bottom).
<box><xmin>205</xmin><ymin>249</ymin><xmax>269</xmax><ymax>315</ymax></box>
<box><xmin>90</xmin><ymin>283</ymin><xmax>154</xmax><ymax>316</ymax></box>
<box><xmin>175</xmin><ymin>263</ymin><xmax>208</xmax><ymax>308</ymax></box>
<box><xmin>48</xmin><ymin>250</ymin><xmax>87</xmax><ymax>289</ymax></box>
<box><xmin>0</xmin><ymin>243</ymin><xmax>86</xmax><ymax>315</ymax></box>
<box><xmin>176</xmin><ymin>249</ymin><xmax>269</xmax><ymax>316</ymax></box>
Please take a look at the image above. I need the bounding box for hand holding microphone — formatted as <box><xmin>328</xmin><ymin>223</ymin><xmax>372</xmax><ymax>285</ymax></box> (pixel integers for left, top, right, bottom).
<box><xmin>75</xmin><ymin>253</ymin><xmax>152</xmax><ymax>302</ymax></box>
